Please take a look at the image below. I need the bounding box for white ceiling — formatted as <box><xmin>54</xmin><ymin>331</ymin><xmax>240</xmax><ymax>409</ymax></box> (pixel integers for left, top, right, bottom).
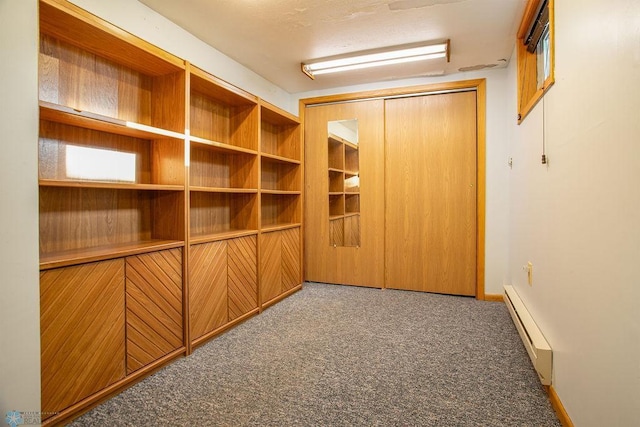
<box><xmin>138</xmin><ymin>0</ymin><xmax>527</xmax><ymax>93</ymax></box>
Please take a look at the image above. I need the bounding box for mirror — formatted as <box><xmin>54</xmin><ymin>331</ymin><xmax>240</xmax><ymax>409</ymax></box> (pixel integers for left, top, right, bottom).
<box><xmin>328</xmin><ymin>119</ymin><xmax>360</xmax><ymax>247</ymax></box>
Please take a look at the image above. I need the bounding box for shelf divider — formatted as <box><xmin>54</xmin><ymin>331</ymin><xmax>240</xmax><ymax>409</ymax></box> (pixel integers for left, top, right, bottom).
<box><xmin>40</xmin><ymin>101</ymin><xmax>185</xmax><ymax>140</ymax></box>
<box><xmin>39</xmin><ymin>179</ymin><xmax>184</xmax><ymax>191</ymax></box>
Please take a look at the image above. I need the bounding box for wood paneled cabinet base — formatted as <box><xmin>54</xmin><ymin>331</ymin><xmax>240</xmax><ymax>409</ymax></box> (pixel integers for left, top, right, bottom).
<box><xmin>40</xmin><ymin>259</ymin><xmax>126</xmax><ymax>419</ymax></box>
<box><xmin>189</xmin><ymin>236</ymin><xmax>259</xmax><ymax>346</ymax></box>
<box><xmin>41</xmin><ymin>248</ymin><xmax>184</xmax><ymax>420</ymax></box>
<box><xmin>260</xmin><ymin>227</ymin><xmax>301</xmax><ymax>306</ymax></box>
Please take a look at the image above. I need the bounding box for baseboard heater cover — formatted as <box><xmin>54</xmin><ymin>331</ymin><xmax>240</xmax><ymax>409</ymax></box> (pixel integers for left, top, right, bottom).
<box><xmin>503</xmin><ymin>285</ymin><xmax>552</xmax><ymax>385</ymax></box>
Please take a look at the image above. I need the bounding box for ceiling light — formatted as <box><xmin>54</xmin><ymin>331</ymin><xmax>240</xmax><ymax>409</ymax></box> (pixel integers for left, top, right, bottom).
<box><xmin>302</xmin><ymin>40</ymin><xmax>449</xmax><ymax>79</ymax></box>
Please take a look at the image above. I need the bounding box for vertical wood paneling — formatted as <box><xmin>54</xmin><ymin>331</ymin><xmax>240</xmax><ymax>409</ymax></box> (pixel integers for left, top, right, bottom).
<box><xmin>260</xmin><ymin>159</ymin><xmax>300</xmax><ymax>191</ymax></box>
<box><xmin>39</xmin><ymin>34</ymin><xmax>155</xmax><ymax>125</ymax></box>
<box><xmin>303</xmin><ymin>100</ymin><xmax>385</xmax><ymax>287</ymax></box>
<box><xmin>41</xmin><ymin>260</ymin><xmax>126</xmax><ymax>416</ymax></box>
<box><xmin>126</xmin><ymin>248</ymin><xmax>183</xmax><ymax>373</ymax></box>
<box><xmin>385</xmin><ymin>92</ymin><xmax>477</xmax><ymax>296</ymax></box>
<box><xmin>260</xmin><ymin>120</ymin><xmax>299</xmax><ymax>160</ymax></box>
<box><xmin>190</xmin><ymin>91</ymin><xmax>231</xmax><ymax>143</ymax></box>
<box><xmin>228</xmin><ymin>236</ymin><xmax>258</xmax><ymax>320</ymax></box>
<box><xmin>230</xmin><ymin>105</ymin><xmax>259</xmax><ymax>150</ymax></box>
<box><xmin>260</xmin><ymin>231</ymin><xmax>282</xmax><ymax>303</ymax></box>
<box><xmin>190</xmin><ymin>147</ymin><xmax>232</xmax><ymax>187</ymax></box>
<box><xmin>152</xmin><ymin>71</ymin><xmax>185</xmax><ymax>133</ymax></box>
<box><xmin>260</xmin><ymin>194</ymin><xmax>300</xmax><ymax>228</ymax></box>
<box><xmin>118</xmin><ymin>66</ymin><xmax>150</xmax><ymax>125</ymax></box>
<box><xmin>39</xmin><ymin>187</ymin><xmax>152</xmax><ymax>255</ymax></box>
<box><xmin>189</xmin><ymin>241</ymin><xmax>228</xmax><ymax>340</ymax></box>
<box><xmin>152</xmin><ymin>137</ymin><xmax>186</xmax><ymax>186</ymax></box>
<box><xmin>152</xmin><ymin>191</ymin><xmax>185</xmax><ymax>241</ymax></box>
<box><xmin>38</xmin><ymin>120</ymin><xmax>151</xmax><ymax>182</ymax></box>
<box><xmin>281</xmin><ymin>228</ymin><xmax>301</xmax><ymax>292</ymax></box>
<box><xmin>190</xmin><ymin>192</ymin><xmax>258</xmax><ymax>237</ymax></box>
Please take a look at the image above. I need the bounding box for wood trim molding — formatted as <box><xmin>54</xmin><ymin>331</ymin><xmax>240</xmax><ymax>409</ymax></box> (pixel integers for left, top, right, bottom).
<box><xmin>298</xmin><ymin>101</ymin><xmax>307</xmax><ymax>286</ymax></box>
<box><xmin>301</xmin><ymin>79</ymin><xmax>486</xmax><ymax>106</ymax></box>
<box><xmin>475</xmin><ymin>79</ymin><xmax>486</xmax><ymax>300</ymax></box>
<box><xmin>547</xmin><ymin>385</ymin><xmax>575</xmax><ymax>427</ymax></box>
<box><xmin>191</xmin><ymin>308</ymin><xmax>260</xmax><ymax>349</ymax></box>
<box><xmin>484</xmin><ymin>294</ymin><xmax>504</xmax><ymax>302</ymax></box>
<box><xmin>517</xmin><ymin>0</ymin><xmax>543</xmax><ymax>38</ymax></box>
<box><xmin>300</xmin><ymin>79</ymin><xmax>487</xmax><ymax>300</ymax></box>
<box><xmin>516</xmin><ymin>0</ymin><xmax>555</xmax><ymax>123</ymax></box>
<box><xmin>261</xmin><ymin>284</ymin><xmax>303</xmax><ymax>310</ymax></box>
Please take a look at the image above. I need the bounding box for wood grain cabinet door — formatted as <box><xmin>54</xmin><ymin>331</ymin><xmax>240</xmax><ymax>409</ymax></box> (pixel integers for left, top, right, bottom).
<box><xmin>40</xmin><ymin>259</ymin><xmax>126</xmax><ymax>417</ymax></box>
<box><xmin>281</xmin><ymin>227</ymin><xmax>301</xmax><ymax>293</ymax></box>
<box><xmin>189</xmin><ymin>241</ymin><xmax>228</xmax><ymax>340</ymax></box>
<box><xmin>228</xmin><ymin>235</ymin><xmax>258</xmax><ymax>321</ymax></box>
<box><xmin>260</xmin><ymin>228</ymin><xmax>301</xmax><ymax>305</ymax></box>
<box><xmin>260</xmin><ymin>231</ymin><xmax>282</xmax><ymax>304</ymax></box>
<box><xmin>125</xmin><ymin>248</ymin><xmax>183</xmax><ymax>374</ymax></box>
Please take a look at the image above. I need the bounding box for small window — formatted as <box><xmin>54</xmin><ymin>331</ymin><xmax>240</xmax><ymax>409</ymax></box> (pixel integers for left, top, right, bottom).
<box><xmin>517</xmin><ymin>0</ymin><xmax>554</xmax><ymax>123</ymax></box>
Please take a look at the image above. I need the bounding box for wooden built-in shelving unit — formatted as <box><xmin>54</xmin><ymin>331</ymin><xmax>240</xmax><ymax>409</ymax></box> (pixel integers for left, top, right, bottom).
<box><xmin>188</xmin><ymin>65</ymin><xmax>259</xmax><ymax>245</ymax></box>
<box><xmin>187</xmin><ymin>65</ymin><xmax>261</xmax><ymax>352</ymax></box>
<box><xmin>36</xmin><ymin>1</ymin><xmax>302</xmax><ymax>424</ymax></box>
<box><xmin>259</xmin><ymin>102</ymin><xmax>303</xmax><ymax>307</ymax></box>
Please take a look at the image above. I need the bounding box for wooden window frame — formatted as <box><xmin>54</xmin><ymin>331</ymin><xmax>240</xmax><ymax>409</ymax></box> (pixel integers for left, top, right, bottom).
<box><xmin>517</xmin><ymin>0</ymin><xmax>555</xmax><ymax>124</ymax></box>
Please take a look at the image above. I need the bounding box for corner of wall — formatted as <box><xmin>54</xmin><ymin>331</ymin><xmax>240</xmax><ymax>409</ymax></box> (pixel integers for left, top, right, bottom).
<box><xmin>0</xmin><ymin>0</ymin><xmax>42</xmax><ymax>418</ymax></box>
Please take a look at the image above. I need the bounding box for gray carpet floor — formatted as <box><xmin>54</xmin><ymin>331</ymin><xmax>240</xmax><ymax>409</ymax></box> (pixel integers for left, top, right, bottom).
<box><xmin>72</xmin><ymin>282</ymin><xmax>560</xmax><ymax>426</ymax></box>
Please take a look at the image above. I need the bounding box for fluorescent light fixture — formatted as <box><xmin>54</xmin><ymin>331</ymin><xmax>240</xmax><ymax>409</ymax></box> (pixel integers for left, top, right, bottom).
<box><xmin>302</xmin><ymin>40</ymin><xmax>449</xmax><ymax>79</ymax></box>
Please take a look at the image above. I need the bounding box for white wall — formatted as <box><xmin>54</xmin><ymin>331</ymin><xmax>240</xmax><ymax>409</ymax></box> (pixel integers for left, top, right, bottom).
<box><xmin>0</xmin><ymin>0</ymin><xmax>41</xmax><ymax>419</ymax></box>
<box><xmin>506</xmin><ymin>0</ymin><xmax>640</xmax><ymax>425</ymax></box>
<box><xmin>294</xmin><ymin>68</ymin><xmax>512</xmax><ymax>296</ymax></box>
<box><xmin>69</xmin><ymin>0</ymin><xmax>297</xmax><ymax>114</ymax></box>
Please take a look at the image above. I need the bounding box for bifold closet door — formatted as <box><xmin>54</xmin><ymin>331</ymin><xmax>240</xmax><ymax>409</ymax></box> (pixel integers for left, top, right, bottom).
<box><xmin>304</xmin><ymin>99</ymin><xmax>385</xmax><ymax>287</ymax></box>
<box><xmin>385</xmin><ymin>92</ymin><xmax>477</xmax><ymax>296</ymax></box>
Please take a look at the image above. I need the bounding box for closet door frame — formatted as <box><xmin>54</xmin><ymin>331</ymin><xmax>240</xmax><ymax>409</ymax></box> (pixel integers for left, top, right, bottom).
<box><xmin>299</xmin><ymin>78</ymin><xmax>488</xmax><ymax>299</ymax></box>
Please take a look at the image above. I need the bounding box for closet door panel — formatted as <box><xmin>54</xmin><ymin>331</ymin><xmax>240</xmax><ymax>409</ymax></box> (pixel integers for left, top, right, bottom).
<box><xmin>304</xmin><ymin>100</ymin><xmax>385</xmax><ymax>287</ymax></box>
<box><xmin>384</xmin><ymin>92</ymin><xmax>477</xmax><ymax>296</ymax></box>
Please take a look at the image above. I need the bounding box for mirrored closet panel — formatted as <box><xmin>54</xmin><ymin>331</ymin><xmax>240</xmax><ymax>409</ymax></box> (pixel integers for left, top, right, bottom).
<box><xmin>327</xmin><ymin>119</ymin><xmax>360</xmax><ymax>247</ymax></box>
<box><xmin>304</xmin><ymin>99</ymin><xmax>385</xmax><ymax>288</ymax></box>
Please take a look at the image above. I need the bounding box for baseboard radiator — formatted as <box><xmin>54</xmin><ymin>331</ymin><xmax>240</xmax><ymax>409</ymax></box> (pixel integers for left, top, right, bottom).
<box><xmin>503</xmin><ymin>285</ymin><xmax>552</xmax><ymax>385</ymax></box>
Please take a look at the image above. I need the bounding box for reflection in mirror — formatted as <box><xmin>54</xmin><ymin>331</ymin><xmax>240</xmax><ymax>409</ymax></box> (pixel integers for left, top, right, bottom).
<box><xmin>328</xmin><ymin>119</ymin><xmax>360</xmax><ymax>247</ymax></box>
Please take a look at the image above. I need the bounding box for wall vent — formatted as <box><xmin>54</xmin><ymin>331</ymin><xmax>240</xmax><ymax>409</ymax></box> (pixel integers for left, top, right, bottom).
<box><xmin>504</xmin><ymin>285</ymin><xmax>552</xmax><ymax>385</ymax></box>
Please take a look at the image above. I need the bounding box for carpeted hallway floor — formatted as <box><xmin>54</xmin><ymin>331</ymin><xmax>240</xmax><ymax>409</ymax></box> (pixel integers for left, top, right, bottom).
<box><xmin>72</xmin><ymin>282</ymin><xmax>560</xmax><ymax>426</ymax></box>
